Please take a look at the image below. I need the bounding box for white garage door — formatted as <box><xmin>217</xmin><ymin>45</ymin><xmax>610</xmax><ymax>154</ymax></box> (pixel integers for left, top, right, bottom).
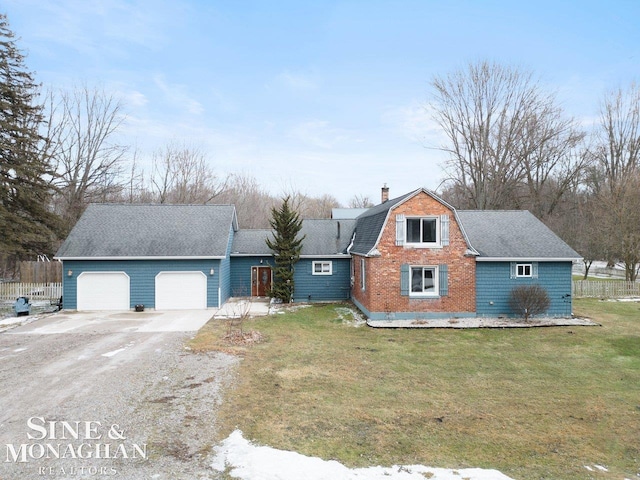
<box><xmin>155</xmin><ymin>272</ymin><xmax>207</xmax><ymax>310</ymax></box>
<box><xmin>77</xmin><ymin>272</ymin><xmax>130</xmax><ymax>311</ymax></box>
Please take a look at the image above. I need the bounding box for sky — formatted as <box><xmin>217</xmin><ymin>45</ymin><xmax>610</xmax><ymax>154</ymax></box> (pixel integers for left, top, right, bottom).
<box><xmin>3</xmin><ymin>0</ymin><xmax>639</xmax><ymax>205</ymax></box>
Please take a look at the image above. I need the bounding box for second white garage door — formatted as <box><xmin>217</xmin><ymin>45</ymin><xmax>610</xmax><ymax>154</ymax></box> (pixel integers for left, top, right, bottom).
<box><xmin>155</xmin><ymin>271</ymin><xmax>208</xmax><ymax>310</ymax></box>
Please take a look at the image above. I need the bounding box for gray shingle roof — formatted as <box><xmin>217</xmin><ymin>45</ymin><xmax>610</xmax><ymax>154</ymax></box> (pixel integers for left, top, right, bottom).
<box><xmin>231</xmin><ymin>230</ymin><xmax>272</xmax><ymax>256</ymax></box>
<box><xmin>231</xmin><ymin>219</ymin><xmax>357</xmax><ymax>257</ymax></box>
<box><xmin>456</xmin><ymin>210</ymin><xmax>581</xmax><ymax>259</ymax></box>
<box><xmin>55</xmin><ymin>204</ymin><xmax>237</xmax><ymax>259</ymax></box>
<box><xmin>349</xmin><ymin>191</ymin><xmax>415</xmax><ymax>255</ymax></box>
<box><xmin>299</xmin><ymin>219</ymin><xmax>356</xmax><ymax>256</ymax></box>
<box><xmin>348</xmin><ymin>187</ymin><xmax>579</xmax><ymax>260</ymax></box>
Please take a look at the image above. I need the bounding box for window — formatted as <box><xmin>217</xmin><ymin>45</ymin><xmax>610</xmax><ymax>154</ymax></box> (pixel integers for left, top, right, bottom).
<box><xmin>516</xmin><ymin>264</ymin><xmax>532</xmax><ymax>278</ymax></box>
<box><xmin>360</xmin><ymin>258</ymin><xmax>366</xmax><ymax>290</ymax></box>
<box><xmin>401</xmin><ymin>264</ymin><xmax>448</xmax><ymax>297</ymax></box>
<box><xmin>510</xmin><ymin>262</ymin><xmax>538</xmax><ymax>279</ymax></box>
<box><xmin>406</xmin><ymin>217</ymin><xmax>439</xmax><ymax>245</ymax></box>
<box><xmin>396</xmin><ymin>214</ymin><xmax>449</xmax><ymax>247</ymax></box>
<box><xmin>312</xmin><ymin>261</ymin><xmax>332</xmax><ymax>275</ymax></box>
<box><xmin>410</xmin><ymin>266</ymin><xmax>438</xmax><ymax>296</ymax></box>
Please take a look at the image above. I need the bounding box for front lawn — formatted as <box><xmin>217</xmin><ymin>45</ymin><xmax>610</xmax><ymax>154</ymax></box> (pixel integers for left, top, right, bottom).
<box><xmin>192</xmin><ymin>300</ymin><xmax>640</xmax><ymax>479</ymax></box>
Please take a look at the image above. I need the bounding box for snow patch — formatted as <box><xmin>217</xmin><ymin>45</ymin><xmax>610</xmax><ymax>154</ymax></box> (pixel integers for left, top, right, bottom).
<box><xmin>334</xmin><ymin>306</ymin><xmax>366</xmax><ymax>327</ymax></box>
<box><xmin>101</xmin><ymin>348</ymin><xmax>126</xmax><ymax>358</ymax></box>
<box><xmin>211</xmin><ymin>430</ymin><xmax>515</xmax><ymax>480</ymax></box>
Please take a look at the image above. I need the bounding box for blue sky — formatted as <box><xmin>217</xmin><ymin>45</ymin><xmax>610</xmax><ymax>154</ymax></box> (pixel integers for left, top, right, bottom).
<box><xmin>4</xmin><ymin>0</ymin><xmax>639</xmax><ymax>205</ymax></box>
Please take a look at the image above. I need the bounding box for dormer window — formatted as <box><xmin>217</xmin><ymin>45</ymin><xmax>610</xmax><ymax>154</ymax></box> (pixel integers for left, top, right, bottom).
<box><xmin>396</xmin><ymin>214</ymin><xmax>449</xmax><ymax>248</ymax></box>
<box><xmin>406</xmin><ymin>217</ymin><xmax>438</xmax><ymax>245</ymax></box>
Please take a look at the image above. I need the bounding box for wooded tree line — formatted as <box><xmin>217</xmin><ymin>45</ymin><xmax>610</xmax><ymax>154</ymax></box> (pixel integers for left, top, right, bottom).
<box><xmin>431</xmin><ymin>61</ymin><xmax>640</xmax><ymax>281</ymax></box>
<box><xmin>0</xmin><ymin>14</ymin><xmax>345</xmax><ymax>278</ymax></box>
<box><xmin>2</xmin><ymin>15</ymin><xmax>639</xmax><ymax>281</ymax></box>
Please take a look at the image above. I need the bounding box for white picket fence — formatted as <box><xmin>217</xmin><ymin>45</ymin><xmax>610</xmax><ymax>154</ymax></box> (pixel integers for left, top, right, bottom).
<box><xmin>0</xmin><ymin>283</ymin><xmax>62</xmax><ymax>302</ymax></box>
<box><xmin>572</xmin><ymin>280</ymin><xmax>640</xmax><ymax>298</ymax></box>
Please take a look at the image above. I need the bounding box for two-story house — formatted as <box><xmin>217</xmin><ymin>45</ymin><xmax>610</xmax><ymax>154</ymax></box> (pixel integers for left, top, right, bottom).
<box><xmin>55</xmin><ymin>186</ymin><xmax>580</xmax><ymax>321</ymax></box>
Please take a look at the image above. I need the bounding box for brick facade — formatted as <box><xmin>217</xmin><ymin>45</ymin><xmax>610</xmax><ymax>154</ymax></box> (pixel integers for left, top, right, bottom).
<box><xmin>351</xmin><ymin>191</ymin><xmax>476</xmax><ymax>317</ymax></box>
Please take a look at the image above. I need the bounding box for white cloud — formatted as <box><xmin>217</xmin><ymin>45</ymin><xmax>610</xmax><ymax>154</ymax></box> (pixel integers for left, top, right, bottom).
<box><xmin>381</xmin><ymin>102</ymin><xmax>445</xmax><ymax>148</ymax></box>
<box><xmin>153</xmin><ymin>75</ymin><xmax>204</xmax><ymax>115</ymax></box>
<box><xmin>120</xmin><ymin>90</ymin><xmax>148</xmax><ymax>108</ymax></box>
<box><xmin>275</xmin><ymin>70</ymin><xmax>319</xmax><ymax>91</ymax></box>
<box><xmin>287</xmin><ymin>120</ymin><xmax>356</xmax><ymax>149</ymax></box>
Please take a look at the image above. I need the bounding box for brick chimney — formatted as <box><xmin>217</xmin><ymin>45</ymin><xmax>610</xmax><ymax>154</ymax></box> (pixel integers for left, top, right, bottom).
<box><xmin>381</xmin><ymin>184</ymin><xmax>389</xmax><ymax>203</ymax></box>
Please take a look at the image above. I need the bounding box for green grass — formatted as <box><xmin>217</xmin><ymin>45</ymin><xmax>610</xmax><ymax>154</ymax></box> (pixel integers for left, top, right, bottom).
<box><xmin>193</xmin><ymin>300</ymin><xmax>640</xmax><ymax>480</ymax></box>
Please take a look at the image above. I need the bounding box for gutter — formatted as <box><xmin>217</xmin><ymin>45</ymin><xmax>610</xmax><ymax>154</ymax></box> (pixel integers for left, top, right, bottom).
<box><xmin>474</xmin><ymin>257</ymin><xmax>583</xmax><ymax>262</ymax></box>
<box><xmin>54</xmin><ymin>255</ymin><xmax>227</xmax><ymax>261</ymax></box>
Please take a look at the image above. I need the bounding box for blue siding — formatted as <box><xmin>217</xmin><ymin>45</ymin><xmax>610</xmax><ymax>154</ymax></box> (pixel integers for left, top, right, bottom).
<box><xmin>62</xmin><ymin>259</ymin><xmax>221</xmax><ymax>309</ymax></box>
<box><xmin>293</xmin><ymin>258</ymin><xmax>352</xmax><ymax>302</ymax></box>
<box><xmin>230</xmin><ymin>257</ymin><xmax>351</xmax><ymax>302</ymax></box>
<box><xmin>230</xmin><ymin>256</ymin><xmax>274</xmax><ymax>296</ymax></box>
<box><xmin>218</xmin><ymin>225</ymin><xmax>235</xmax><ymax>304</ymax></box>
<box><xmin>476</xmin><ymin>261</ymin><xmax>573</xmax><ymax>317</ymax></box>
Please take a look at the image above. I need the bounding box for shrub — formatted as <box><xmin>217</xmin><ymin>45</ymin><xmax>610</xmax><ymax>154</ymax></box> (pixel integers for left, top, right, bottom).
<box><xmin>509</xmin><ymin>285</ymin><xmax>551</xmax><ymax>321</ymax></box>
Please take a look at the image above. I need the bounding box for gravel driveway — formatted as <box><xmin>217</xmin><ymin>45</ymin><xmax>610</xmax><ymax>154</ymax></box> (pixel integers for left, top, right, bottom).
<box><xmin>0</xmin><ymin>311</ymin><xmax>238</xmax><ymax>480</ymax></box>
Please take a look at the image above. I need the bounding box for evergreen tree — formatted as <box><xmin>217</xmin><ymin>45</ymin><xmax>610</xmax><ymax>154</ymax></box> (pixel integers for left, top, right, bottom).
<box><xmin>0</xmin><ymin>13</ymin><xmax>59</xmax><ymax>260</ymax></box>
<box><xmin>265</xmin><ymin>196</ymin><xmax>305</xmax><ymax>302</ymax></box>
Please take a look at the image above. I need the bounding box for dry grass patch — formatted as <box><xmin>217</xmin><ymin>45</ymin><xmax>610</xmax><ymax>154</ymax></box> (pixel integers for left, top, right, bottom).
<box><xmin>187</xmin><ymin>317</ymin><xmax>264</xmax><ymax>356</ymax></box>
<box><xmin>193</xmin><ymin>301</ymin><xmax>640</xmax><ymax>480</ymax></box>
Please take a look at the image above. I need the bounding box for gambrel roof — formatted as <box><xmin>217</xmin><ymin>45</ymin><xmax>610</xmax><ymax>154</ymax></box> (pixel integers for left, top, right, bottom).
<box><xmin>348</xmin><ymin>191</ymin><xmax>414</xmax><ymax>256</ymax></box>
<box><xmin>55</xmin><ymin>204</ymin><xmax>238</xmax><ymax>259</ymax></box>
<box><xmin>348</xmin><ymin>188</ymin><xmax>580</xmax><ymax>261</ymax></box>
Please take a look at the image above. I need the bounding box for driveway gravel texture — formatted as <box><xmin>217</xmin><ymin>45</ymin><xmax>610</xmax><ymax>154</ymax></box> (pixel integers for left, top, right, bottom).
<box><xmin>0</xmin><ymin>310</ymin><xmax>239</xmax><ymax>480</ymax></box>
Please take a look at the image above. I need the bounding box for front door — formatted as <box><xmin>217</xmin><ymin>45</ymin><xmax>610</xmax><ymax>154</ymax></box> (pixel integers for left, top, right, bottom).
<box><xmin>251</xmin><ymin>266</ymin><xmax>272</xmax><ymax>297</ymax></box>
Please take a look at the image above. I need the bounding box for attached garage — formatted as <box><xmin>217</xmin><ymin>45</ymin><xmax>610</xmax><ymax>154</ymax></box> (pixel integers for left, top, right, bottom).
<box><xmin>77</xmin><ymin>272</ymin><xmax>130</xmax><ymax>311</ymax></box>
<box><xmin>155</xmin><ymin>271</ymin><xmax>207</xmax><ymax>310</ymax></box>
<box><xmin>55</xmin><ymin>204</ymin><xmax>238</xmax><ymax>311</ymax></box>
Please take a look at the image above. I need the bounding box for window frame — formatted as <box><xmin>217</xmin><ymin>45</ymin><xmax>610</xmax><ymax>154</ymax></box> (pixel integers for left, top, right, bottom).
<box><xmin>312</xmin><ymin>261</ymin><xmax>333</xmax><ymax>276</ymax></box>
<box><xmin>516</xmin><ymin>263</ymin><xmax>533</xmax><ymax>278</ymax></box>
<box><xmin>405</xmin><ymin>216</ymin><xmax>440</xmax><ymax>247</ymax></box>
<box><xmin>409</xmin><ymin>265</ymin><xmax>439</xmax><ymax>297</ymax></box>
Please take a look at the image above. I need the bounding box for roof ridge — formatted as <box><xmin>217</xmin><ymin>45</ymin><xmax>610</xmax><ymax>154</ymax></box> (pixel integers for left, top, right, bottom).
<box><xmin>87</xmin><ymin>203</ymin><xmax>237</xmax><ymax>207</ymax></box>
<box><xmin>458</xmin><ymin>209</ymin><xmax>533</xmax><ymax>213</ymax></box>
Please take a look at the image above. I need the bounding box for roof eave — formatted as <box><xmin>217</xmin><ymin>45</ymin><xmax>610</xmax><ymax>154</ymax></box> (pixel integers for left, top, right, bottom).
<box><xmin>54</xmin><ymin>255</ymin><xmax>227</xmax><ymax>261</ymax></box>
<box><xmin>300</xmin><ymin>254</ymin><xmax>352</xmax><ymax>259</ymax></box>
<box><xmin>475</xmin><ymin>256</ymin><xmax>583</xmax><ymax>262</ymax></box>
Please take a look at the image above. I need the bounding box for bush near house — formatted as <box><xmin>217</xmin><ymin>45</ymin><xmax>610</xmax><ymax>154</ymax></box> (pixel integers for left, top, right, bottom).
<box><xmin>508</xmin><ymin>284</ymin><xmax>551</xmax><ymax>320</ymax></box>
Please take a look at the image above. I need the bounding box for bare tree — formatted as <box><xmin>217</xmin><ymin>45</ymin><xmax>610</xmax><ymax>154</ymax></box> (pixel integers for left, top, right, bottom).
<box><xmin>217</xmin><ymin>173</ymin><xmax>277</xmax><ymax>228</ymax></box>
<box><xmin>582</xmin><ymin>83</ymin><xmax>640</xmax><ymax>279</ymax></box>
<box><xmin>149</xmin><ymin>142</ymin><xmax>227</xmax><ymax>204</ymax></box>
<box><xmin>592</xmin><ymin>82</ymin><xmax>640</xmax><ymax>194</ymax></box>
<box><xmin>430</xmin><ymin>60</ymin><xmax>584</xmax><ymax>214</ymax></box>
<box><xmin>276</xmin><ymin>182</ymin><xmax>340</xmax><ymax>219</ymax></box>
<box><xmin>348</xmin><ymin>194</ymin><xmax>374</xmax><ymax>208</ymax></box>
<box><xmin>516</xmin><ymin>115</ymin><xmax>587</xmax><ymax>219</ymax></box>
<box><xmin>124</xmin><ymin>149</ymin><xmax>151</xmax><ymax>204</ymax></box>
<box><xmin>302</xmin><ymin>194</ymin><xmax>340</xmax><ymax>218</ymax></box>
<box><xmin>598</xmin><ymin>174</ymin><xmax>640</xmax><ymax>281</ymax></box>
<box><xmin>50</xmin><ymin>85</ymin><xmax>128</xmax><ymax>228</ymax></box>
